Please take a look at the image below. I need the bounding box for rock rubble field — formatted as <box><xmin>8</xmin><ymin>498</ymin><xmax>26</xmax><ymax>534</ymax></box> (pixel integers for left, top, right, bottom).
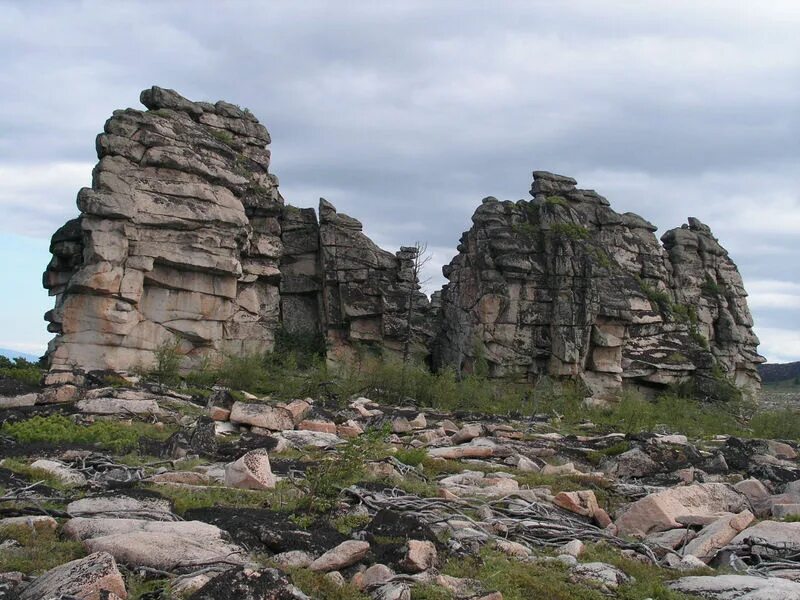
<box><xmin>2</xmin><ymin>371</ymin><xmax>800</xmax><ymax>600</ymax></box>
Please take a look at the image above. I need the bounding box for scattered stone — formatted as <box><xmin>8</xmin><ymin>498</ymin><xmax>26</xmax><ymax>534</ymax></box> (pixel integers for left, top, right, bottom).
<box><xmin>570</xmin><ymin>562</ymin><xmax>631</xmax><ymax>592</ymax></box>
<box><xmin>298</xmin><ymin>419</ymin><xmax>337</xmax><ymax>434</ymax></box>
<box><xmin>19</xmin><ymin>552</ymin><xmax>126</xmax><ymax>600</ymax></box>
<box><xmin>148</xmin><ymin>471</ymin><xmax>212</xmax><ymax>485</ymax></box>
<box><xmin>400</xmin><ymin>540</ymin><xmax>437</xmax><ymax>573</ymax></box>
<box><xmin>187</xmin><ymin>566</ymin><xmax>307</xmax><ymax>599</ymax></box>
<box><xmin>683</xmin><ymin>510</ymin><xmax>754</xmax><ymax>563</ymax></box>
<box><xmin>771</xmin><ymin>503</ymin><xmax>800</xmax><ymax>519</ymax></box>
<box><xmin>279</xmin><ymin>430</ymin><xmax>343</xmax><ymax>449</ymax></box>
<box><xmin>309</xmin><ymin>540</ymin><xmax>371</xmax><ymax>572</ymax></box>
<box><xmin>208</xmin><ymin>406</ymin><xmax>231</xmax><ymax>421</ymax></box>
<box><xmin>272</xmin><ymin>550</ymin><xmax>315</xmax><ymax>569</ymax></box>
<box><xmin>603</xmin><ymin>448</ymin><xmax>659</xmax><ymax>479</ymax></box>
<box><xmin>731</xmin><ymin>520</ymin><xmax>800</xmax><ymax>550</ymax></box>
<box><xmin>541</xmin><ymin>462</ymin><xmax>578</xmax><ymax>476</ymax></box>
<box><xmin>557</xmin><ymin>539</ymin><xmax>585</xmax><ymax>558</ymax></box>
<box><xmin>373</xmin><ymin>582</ymin><xmax>411</xmax><ymax>600</ymax></box>
<box><xmin>281</xmin><ymin>399</ymin><xmax>312</xmax><ymax>425</ymax></box>
<box><xmin>615</xmin><ymin>483</ymin><xmax>748</xmax><ymax>537</ymax></box>
<box><xmin>452</xmin><ymin>424</ymin><xmax>483</xmax><ymax>444</ymax></box>
<box><xmin>392</xmin><ymin>417</ymin><xmax>412</xmax><ymax>434</ymax></box>
<box><xmin>337</xmin><ymin>420</ymin><xmax>364</xmax><ymax>438</ymax></box>
<box><xmin>358</xmin><ymin>564</ymin><xmax>394</xmax><ymax>589</ymax></box>
<box><xmin>553</xmin><ymin>490</ymin><xmax>599</xmax><ymax>518</ymax></box>
<box><xmin>230</xmin><ymin>402</ymin><xmax>294</xmax><ymax>431</ymax></box>
<box><xmin>409</xmin><ymin>414</ymin><xmax>427</xmax><ymax>429</ymax></box>
<box><xmin>0</xmin><ymin>515</ymin><xmax>58</xmax><ymax>531</ymax></box>
<box><xmin>494</xmin><ymin>539</ymin><xmax>531</xmax><ymax>558</ymax></box>
<box><xmin>225</xmin><ymin>448</ymin><xmax>276</xmax><ymax>490</ymax></box>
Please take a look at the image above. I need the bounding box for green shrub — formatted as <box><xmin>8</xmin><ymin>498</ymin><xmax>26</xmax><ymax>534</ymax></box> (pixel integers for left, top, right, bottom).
<box><xmin>1</xmin><ymin>414</ymin><xmax>174</xmax><ymax>453</ymax></box>
<box><xmin>544</xmin><ymin>195</ymin><xmax>569</xmax><ymax>207</ymax></box>
<box><xmin>750</xmin><ymin>409</ymin><xmax>800</xmax><ymax>441</ymax></box>
<box><xmin>701</xmin><ymin>276</ymin><xmax>724</xmax><ymax>297</ymax></box>
<box><xmin>330</xmin><ymin>514</ymin><xmax>372</xmax><ymax>534</ymax></box>
<box><xmin>150</xmin><ymin>338</ymin><xmax>182</xmax><ymax>386</ymax></box>
<box><xmin>301</xmin><ymin>427</ymin><xmax>390</xmax><ymax>512</ymax></box>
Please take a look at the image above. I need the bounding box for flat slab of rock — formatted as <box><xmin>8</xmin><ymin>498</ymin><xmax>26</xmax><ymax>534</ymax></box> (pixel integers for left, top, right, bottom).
<box><xmin>19</xmin><ymin>551</ymin><xmax>126</xmax><ymax>600</ymax></box>
<box><xmin>731</xmin><ymin>520</ymin><xmax>800</xmax><ymax>549</ymax></box>
<box><xmin>77</xmin><ymin>397</ymin><xmax>162</xmax><ymax>416</ymax></box>
<box><xmin>309</xmin><ymin>540</ymin><xmax>370</xmax><ymax>572</ymax></box>
<box><xmin>671</xmin><ymin>574</ymin><xmax>800</xmax><ymax>599</ymax></box>
<box><xmin>428</xmin><ymin>445</ymin><xmax>493</xmax><ymax>460</ymax></box>
<box><xmin>615</xmin><ymin>483</ymin><xmax>747</xmax><ymax>537</ymax></box>
<box><xmin>279</xmin><ymin>429</ymin><xmax>344</xmax><ymax>449</ymax></box>
<box><xmin>63</xmin><ymin>517</ymin><xmax>225</xmax><ymax>541</ymax></box>
<box><xmin>230</xmin><ymin>401</ymin><xmax>294</xmax><ymax>431</ymax></box>
<box><xmin>67</xmin><ymin>495</ymin><xmax>176</xmax><ymax>520</ymax></box>
<box><xmin>84</xmin><ymin>531</ymin><xmax>247</xmax><ymax>571</ymax></box>
<box><xmin>0</xmin><ymin>393</ymin><xmax>37</xmax><ymax>408</ymax></box>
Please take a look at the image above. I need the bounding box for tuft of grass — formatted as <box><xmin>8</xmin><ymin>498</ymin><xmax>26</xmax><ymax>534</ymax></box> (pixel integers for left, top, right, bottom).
<box><xmin>210</xmin><ymin>129</ymin><xmax>234</xmax><ymax>145</ymax></box>
<box><xmin>125</xmin><ymin>574</ymin><xmax>171</xmax><ymax>599</ymax></box>
<box><xmin>444</xmin><ymin>548</ymin><xmax>604</xmax><ymax>600</ymax></box>
<box><xmin>395</xmin><ymin>447</ymin><xmax>428</xmax><ymax>467</ymax></box>
<box><xmin>0</xmin><ymin>525</ymin><xmax>86</xmax><ymax>575</ymax></box>
<box><xmin>412</xmin><ymin>585</ymin><xmax>454</xmax><ymax>600</ymax></box>
<box><xmin>0</xmin><ymin>414</ymin><xmax>175</xmax><ymax>453</ymax></box>
<box><xmin>288</xmin><ymin>567</ymin><xmax>370</xmax><ymax>600</ymax></box>
<box><xmin>581</xmin><ymin>542</ymin><xmax>706</xmax><ymax>599</ymax></box>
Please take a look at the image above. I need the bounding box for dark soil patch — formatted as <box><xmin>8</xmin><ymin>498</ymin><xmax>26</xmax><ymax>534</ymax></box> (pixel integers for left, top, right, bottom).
<box><xmin>188</xmin><ymin>567</ymin><xmax>297</xmax><ymax>600</ymax></box>
<box><xmin>184</xmin><ymin>507</ymin><xmax>345</xmax><ymax>555</ymax></box>
<box><xmin>0</xmin><ymin>437</ymin><xmax>102</xmax><ymax>458</ymax></box>
<box><xmin>215</xmin><ymin>433</ymin><xmax>280</xmax><ymax>460</ymax></box>
<box><xmin>365</xmin><ymin>508</ymin><xmax>441</xmax><ymax>567</ymax></box>
<box><xmin>0</xmin><ymin>375</ymin><xmax>40</xmax><ymax>397</ymax></box>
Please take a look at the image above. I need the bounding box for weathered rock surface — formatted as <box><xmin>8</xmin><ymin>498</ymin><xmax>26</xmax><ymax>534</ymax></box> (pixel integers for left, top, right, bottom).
<box><xmin>43</xmin><ymin>86</ymin><xmax>432</xmax><ymax>386</ymax></box>
<box><xmin>433</xmin><ymin>171</ymin><xmax>763</xmax><ymax>400</ymax></box>
<box><xmin>41</xmin><ymin>88</ymin><xmax>761</xmax><ymax>401</ymax></box>
<box><xmin>671</xmin><ymin>574</ymin><xmax>800</xmax><ymax>599</ymax></box>
<box><xmin>19</xmin><ymin>551</ymin><xmax>127</xmax><ymax>600</ymax></box>
<box><xmin>309</xmin><ymin>540</ymin><xmax>371</xmax><ymax>572</ymax></box>
<box><xmin>224</xmin><ymin>448</ymin><xmax>276</xmax><ymax>489</ymax></box>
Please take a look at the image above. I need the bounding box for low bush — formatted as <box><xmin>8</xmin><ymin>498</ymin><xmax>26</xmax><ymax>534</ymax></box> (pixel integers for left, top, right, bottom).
<box><xmin>288</xmin><ymin>567</ymin><xmax>369</xmax><ymax>600</ymax></box>
<box><xmin>395</xmin><ymin>447</ymin><xmax>428</xmax><ymax>467</ymax></box>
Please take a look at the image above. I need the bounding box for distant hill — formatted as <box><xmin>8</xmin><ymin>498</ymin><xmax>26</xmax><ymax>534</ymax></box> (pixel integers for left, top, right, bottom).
<box><xmin>0</xmin><ymin>347</ymin><xmax>41</xmax><ymax>362</ymax></box>
<box><xmin>759</xmin><ymin>361</ymin><xmax>800</xmax><ymax>384</ymax></box>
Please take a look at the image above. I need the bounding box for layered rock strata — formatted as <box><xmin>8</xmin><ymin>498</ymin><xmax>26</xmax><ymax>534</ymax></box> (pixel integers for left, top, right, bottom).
<box><xmin>43</xmin><ymin>87</ymin><xmax>763</xmax><ymax>400</ymax></box>
<box><xmin>433</xmin><ymin>172</ymin><xmax>763</xmax><ymax>398</ymax></box>
<box><xmin>43</xmin><ymin>87</ymin><xmax>431</xmax><ymax>384</ymax></box>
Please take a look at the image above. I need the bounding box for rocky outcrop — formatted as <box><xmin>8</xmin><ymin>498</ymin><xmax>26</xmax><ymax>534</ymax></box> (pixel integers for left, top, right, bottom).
<box><xmin>43</xmin><ymin>87</ymin><xmax>431</xmax><ymax>386</ymax></box>
<box><xmin>433</xmin><ymin>171</ymin><xmax>763</xmax><ymax>399</ymax></box>
<box><xmin>42</xmin><ymin>87</ymin><xmax>762</xmax><ymax>401</ymax></box>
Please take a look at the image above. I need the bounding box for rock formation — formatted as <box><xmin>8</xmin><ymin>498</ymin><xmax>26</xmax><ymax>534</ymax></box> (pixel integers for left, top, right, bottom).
<box><xmin>43</xmin><ymin>87</ymin><xmax>431</xmax><ymax>387</ymax></box>
<box><xmin>433</xmin><ymin>172</ymin><xmax>764</xmax><ymax>399</ymax></box>
<box><xmin>43</xmin><ymin>87</ymin><xmax>763</xmax><ymax>400</ymax></box>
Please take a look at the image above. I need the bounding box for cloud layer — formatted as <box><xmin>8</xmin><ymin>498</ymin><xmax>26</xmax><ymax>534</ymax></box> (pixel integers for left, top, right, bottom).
<box><xmin>1</xmin><ymin>1</ymin><xmax>798</xmax><ymax>362</ymax></box>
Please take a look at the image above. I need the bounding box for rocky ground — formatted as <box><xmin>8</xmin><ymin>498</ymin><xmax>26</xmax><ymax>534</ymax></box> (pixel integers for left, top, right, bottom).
<box><xmin>2</xmin><ymin>375</ymin><xmax>800</xmax><ymax>600</ymax></box>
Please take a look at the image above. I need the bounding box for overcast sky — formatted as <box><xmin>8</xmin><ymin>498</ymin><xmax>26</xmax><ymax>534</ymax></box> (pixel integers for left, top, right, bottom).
<box><xmin>1</xmin><ymin>1</ymin><xmax>798</xmax><ymax>363</ymax></box>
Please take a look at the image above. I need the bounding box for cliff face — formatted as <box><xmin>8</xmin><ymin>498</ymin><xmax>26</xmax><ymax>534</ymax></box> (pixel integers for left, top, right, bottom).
<box><xmin>43</xmin><ymin>87</ymin><xmax>431</xmax><ymax>389</ymax></box>
<box><xmin>43</xmin><ymin>87</ymin><xmax>763</xmax><ymax>400</ymax></box>
<box><xmin>433</xmin><ymin>172</ymin><xmax>764</xmax><ymax>399</ymax></box>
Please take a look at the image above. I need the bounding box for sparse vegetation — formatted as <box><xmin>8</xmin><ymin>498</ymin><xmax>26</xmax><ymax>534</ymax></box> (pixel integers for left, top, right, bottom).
<box><xmin>551</xmin><ymin>222</ymin><xmax>590</xmax><ymax>241</ymax></box>
<box><xmin>0</xmin><ymin>525</ymin><xmax>86</xmax><ymax>575</ymax></box>
<box><xmin>0</xmin><ymin>356</ymin><xmax>43</xmax><ymax>386</ymax></box>
<box><xmin>148</xmin><ymin>481</ymin><xmax>302</xmax><ymax>515</ymax></box>
<box><xmin>1</xmin><ymin>414</ymin><xmax>174</xmax><ymax>452</ymax></box>
<box><xmin>150</xmin><ymin>338</ymin><xmax>182</xmax><ymax>386</ymax></box>
<box><xmin>701</xmin><ymin>276</ymin><xmax>724</xmax><ymax>297</ymax></box>
<box><xmin>210</xmin><ymin>129</ymin><xmax>234</xmax><ymax>145</ymax></box>
<box><xmin>289</xmin><ymin>567</ymin><xmax>370</xmax><ymax>600</ymax></box>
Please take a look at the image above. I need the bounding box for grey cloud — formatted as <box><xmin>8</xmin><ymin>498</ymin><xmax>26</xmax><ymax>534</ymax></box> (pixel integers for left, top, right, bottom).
<box><xmin>0</xmin><ymin>0</ymin><xmax>798</xmax><ymax>360</ymax></box>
